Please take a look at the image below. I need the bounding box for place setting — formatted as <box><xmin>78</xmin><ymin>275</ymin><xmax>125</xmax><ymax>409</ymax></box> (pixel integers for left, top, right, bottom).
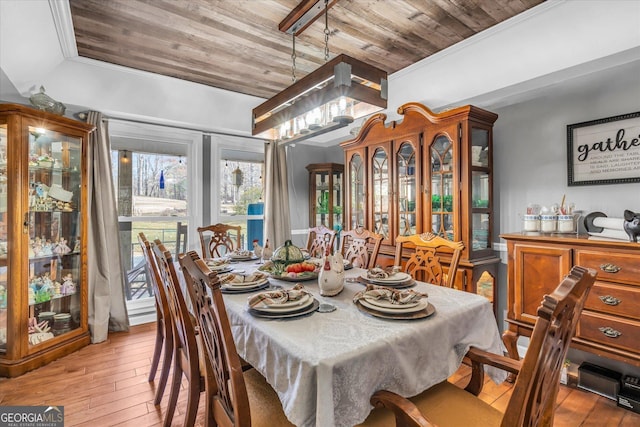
<box><xmin>205</xmin><ymin>258</ymin><xmax>234</xmax><ymax>274</ymax></box>
<box><xmin>226</xmin><ymin>249</ymin><xmax>259</xmax><ymax>262</ymax></box>
<box><xmin>353</xmin><ymin>284</ymin><xmax>435</xmax><ymax>320</ymax></box>
<box><xmin>219</xmin><ymin>271</ymin><xmax>270</xmax><ymax>294</ymax></box>
<box><xmin>307</xmin><ymin>256</ymin><xmax>353</xmax><ymax>270</ymax></box>
<box><xmin>356</xmin><ymin>266</ymin><xmax>415</xmax><ymax>288</ymax></box>
<box><xmin>246</xmin><ymin>284</ymin><xmax>319</xmax><ymax>319</ymax></box>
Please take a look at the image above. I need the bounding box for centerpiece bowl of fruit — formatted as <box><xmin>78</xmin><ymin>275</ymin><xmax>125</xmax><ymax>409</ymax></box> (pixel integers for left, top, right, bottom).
<box><xmin>258</xmin><ymin>240</ymin><xmax>319</xmax><ymax>281</ymax></box>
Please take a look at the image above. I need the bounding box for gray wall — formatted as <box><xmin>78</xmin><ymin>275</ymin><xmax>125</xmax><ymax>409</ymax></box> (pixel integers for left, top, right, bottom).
<box><xmin>493</xmin><ymin>59</ymin><xmax>640</xmax><ymax>236</ymax></box>
<box><xmin>286</xmin><ymin>144</ymin><xmax>344</xmax><ymax>247</ymax></box>
<box><xmin>492</xmin><ymin>59</ymin><xmax>640</xmax><ymax>376</ymax></box>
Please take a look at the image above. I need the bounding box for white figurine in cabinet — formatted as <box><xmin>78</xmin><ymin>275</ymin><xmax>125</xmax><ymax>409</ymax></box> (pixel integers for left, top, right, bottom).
<box><xmin>61</xmin><ymin>274</ymin><xmax>75</xmax><ymax>296</ymax></box>
<box><xmin>54</xmin><ymin>238</ymin><xmax>71</xmax><ymax>255</ymax></box>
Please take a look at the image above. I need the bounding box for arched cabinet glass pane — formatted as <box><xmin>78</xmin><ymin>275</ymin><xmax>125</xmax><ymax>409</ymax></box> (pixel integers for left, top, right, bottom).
<box><xmin>371</xmin><ymin>148</ymin><xmax>389</xmax><ymax>240</ymax></box>
<box><xmin>430</xmin><ymin>135</ymin><xmax>454</xmax><ymax>239</ymax></box>
<box><xmin>349</xmin><ymin>154</ymin><xmax>365</xmax><ymax>229</ymax></box>
<box><xmin>396</xmin><ymin>142</ymin><xmax>416</xmax><ymax>236</ymax></box>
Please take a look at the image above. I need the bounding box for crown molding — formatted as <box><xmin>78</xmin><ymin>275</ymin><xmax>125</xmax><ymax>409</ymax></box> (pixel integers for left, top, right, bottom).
<box><xmin>49</xmin><ymin>0</ymin><xmax>77</xmax><ymax>58</ymax></box>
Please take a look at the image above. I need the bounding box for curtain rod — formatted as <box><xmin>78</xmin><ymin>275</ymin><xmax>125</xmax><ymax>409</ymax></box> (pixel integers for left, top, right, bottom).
<box><xmin>77</xmin><ymin>111</ymin><xmax>267</xmax><ymax>141</ymax></box>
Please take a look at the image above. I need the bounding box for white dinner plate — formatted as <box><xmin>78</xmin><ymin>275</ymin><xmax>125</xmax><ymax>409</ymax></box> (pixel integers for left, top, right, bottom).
<box><xmin>249</xmin><ymin>299</ymin><xmax>320</xmax><ymax>319</ymax></box>
<box><xmin>222</xmin><ymin>278</ymin><xmax>269</xmax><ymax>288</ymax></box>
<box><xmin>359</xmin><ymin>297</ymin><xmax>427</xmax><ymax>314</ymax></box>
<box><xmin>365</xmin><ymin>272</ymin><xmax>412</xmax><ymax>284</ymax></box>
<box><xmin>251</xmin><ymin>294</ymin><xmax>314</xmax><ymax>313</ymax></box>
<box><xmin>221</xmin><ymin>282</ymin><xmax>270</xmax><ymax>294</ymax></box>
<box><xmin>364</xmin><ymin>296</ymin><xmax>419</xmax><ymax>309</ymax></box>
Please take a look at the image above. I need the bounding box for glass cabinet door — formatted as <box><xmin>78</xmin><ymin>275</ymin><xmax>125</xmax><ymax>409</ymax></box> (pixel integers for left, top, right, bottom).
<box><xmin>430</xmin><ymin>135</ymin><xmax>455</xmax><ymax>239</ymax></box>
<box><xmin>349</xmin><ymin>153</ymin><xmax>365</xmax><ymax>229</ymax></box>
<box><xmin>27</xmin><ymin>126</ymin><xmax>83</xmax><ymax>345</ymax></box>
<box><xmin>331</xmin><ymin>168</ymin><xmax>343</xmax><ymax>233</ymax></box>
<box><xmin>396</xmin><ymin>142</ymin><xmax>417</xmax><ymax>236</ymax></box>
<box><xmin>307</xmin><ymin>163</ymin><xmax>344</xmax><ymax>237</ymax></box>
<box><xmin>471</xmin><ymin>127</ymin><xmax>491</xmax><ymax>251</ymax></box>
<box><xmin>0</xmin><ymin>124</ymin><xmax>7</xmax><ymax>353</ymax></box>
<box><xmin>371</xmin><ymin>147</ymin><xmax>390</xmax><ymax>241</ymax></box>
<box><xmin>314</xmin><ymin>169</ymin><xmax>330</xmax><ymax>228</ymax></box>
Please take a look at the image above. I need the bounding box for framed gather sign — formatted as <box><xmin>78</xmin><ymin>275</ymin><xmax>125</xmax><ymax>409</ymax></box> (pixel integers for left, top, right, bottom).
<box><xmin>567</xmin><ymin>111</ymin><xmax>640</xmax><ymax>186</ymax></box>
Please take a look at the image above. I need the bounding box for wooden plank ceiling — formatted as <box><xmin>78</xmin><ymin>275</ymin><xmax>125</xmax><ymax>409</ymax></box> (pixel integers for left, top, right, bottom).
<box><xmin>69</xmin><ymin>0</ymin><xmax>544</xmax><ymax>100</ymax></box>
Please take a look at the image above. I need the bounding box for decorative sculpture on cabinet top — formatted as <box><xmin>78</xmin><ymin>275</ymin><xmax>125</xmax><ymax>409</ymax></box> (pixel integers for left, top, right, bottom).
<box><xmin>623</xmin><ymin>209</ymin><xmax>640</xmax><ymax>243</ymax></box>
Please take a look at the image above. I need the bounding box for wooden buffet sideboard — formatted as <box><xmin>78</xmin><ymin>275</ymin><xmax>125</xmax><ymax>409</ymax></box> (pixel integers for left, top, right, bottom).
<box><xmin>501</xmin><ymin>233</ymin><xmax>640</xmax><ymax>367</ymax></box>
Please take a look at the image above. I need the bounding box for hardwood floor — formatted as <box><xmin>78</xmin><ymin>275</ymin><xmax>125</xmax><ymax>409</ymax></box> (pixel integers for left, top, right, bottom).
<box><xmin>1</xmin><ymin>323</ymin><xmax>639</xmax><ymax>426</ymax></box>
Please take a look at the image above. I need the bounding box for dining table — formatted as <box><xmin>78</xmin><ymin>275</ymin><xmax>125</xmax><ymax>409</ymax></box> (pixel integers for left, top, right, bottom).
<box><xmin>212</xmin><ymin>259</ymin><xmax>507</xmax><ymax>427</ymax></box>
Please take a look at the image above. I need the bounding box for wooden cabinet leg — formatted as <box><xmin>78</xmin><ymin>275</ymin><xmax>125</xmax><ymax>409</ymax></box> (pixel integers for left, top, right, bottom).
<box><xmin>502</xmin><ymin>329</ymin><xmax>520</xmax><ymax>383</ymax></box>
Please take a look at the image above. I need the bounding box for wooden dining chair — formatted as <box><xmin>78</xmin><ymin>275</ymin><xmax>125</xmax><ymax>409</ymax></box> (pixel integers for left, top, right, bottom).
<box><xmin>306</xmin><ymin>225</ymin><xmax>337</xmax><ymax>257</ymax></box>
<box><xmin>359</xmin><ymin>265</ymin><xmax>597</xmax><ymax>427</ymax></box>
<box><xmin>394</xmin><ymin>232</ymin><xmax>464</xmax><ymax>288</ymax></box>
<box><xmin>138</xmin><ymin>233</ymin><xmax>173</xmax><ymax>406</ymax></box>
<box><xmin>340</xmin><ymin>226</ymin><xmax>383</xmax><ymax>269</ymax></box>
<box><xmin>197</xmin><ymin>223</ymin><xmax>242</xmax><ymax>258</ymax></box>
<box><xmin>175</xmin><ymin>221</ymin><xmax>188</xmax><ymax>256</ymax></box>
<box><xmin>178</xmin><ymin>249</ymin><xmax>295</xmax><ymax>427</ymax></box>
<box><xmin>152</xmin><ymin>239</ymin><xmax>211</xmax><ymax>427</ymax></box>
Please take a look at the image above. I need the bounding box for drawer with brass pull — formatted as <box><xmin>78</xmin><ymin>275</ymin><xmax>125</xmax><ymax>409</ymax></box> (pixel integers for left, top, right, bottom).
<box><xmin>577</xmin><ymin>311</ymin><xmax>640</xmax><ymax>354</ymax></box>
<box><xmin>585</xmin><ymin>281</ymin><xmax>640</xmax><ymax>320</ymax></box>
<box><xmin>575</xmin><ymin>249</ymin><xmax>640</xmax><ymax>285</ymax></box>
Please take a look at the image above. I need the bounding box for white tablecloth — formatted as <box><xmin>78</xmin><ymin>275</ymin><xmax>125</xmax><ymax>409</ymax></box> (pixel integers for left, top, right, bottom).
<box><xmin>220</xmin><ymin>263</ymin><xmax>506</xmax><ymax>427</ymax></box>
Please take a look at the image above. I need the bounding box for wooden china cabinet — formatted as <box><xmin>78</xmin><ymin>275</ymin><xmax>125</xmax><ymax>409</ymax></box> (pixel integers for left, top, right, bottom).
<box><xmin>0</xmin><ymin>104</ymin><xmax>94</xmax><ymax>377</ymax></box>
<box><xmin>306</xmin><ymin>163</ymin><xmax>344</xmax><ymax>234</ymax></box>
<box><xmin>341</xmin><ymin>102</ymin><xmax>498</xmax><ymax>305</ymax></box>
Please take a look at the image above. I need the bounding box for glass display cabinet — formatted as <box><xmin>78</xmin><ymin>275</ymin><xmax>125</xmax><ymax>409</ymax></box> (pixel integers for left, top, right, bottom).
<box><xmin>0</xmin><ymin>103</ymin><xmax>94</xmax><ymax>377</ymax></box>
<box><xmin>306</xmin><ymin>163</ymin><xmax>344</xmax><ymax>237</ymax></box>
<box><xmin>341</xmin><ymin>102</ymin><xmax>499</xmax><ymax>307</ymax></box>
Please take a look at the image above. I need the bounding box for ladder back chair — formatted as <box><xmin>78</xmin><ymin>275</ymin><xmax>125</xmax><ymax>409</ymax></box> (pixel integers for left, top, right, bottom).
<box><xmin>175</xmin><ymin>221</ymin><xmax>188</xmax><ymax>256</ymax></box>
<box><xmin>360</xmin><ymin>265</ymin><xmax>597</xmax><ymax>427</ymax></box>
<box><xmin>394</xmin><ymin>232</ymin><xmax>464</xmax><ymax>288</ymax></box>
<box><xmin>197</xmin><ymin>223</ymin><xmax>242</xmax><ymax>258</ymax></box>
<box><xmin>306</xmin><ymin>225</ymin><xmax>337</xmax><ymax>258</ymax></box>
<box><xmin>138</xmin><ymin>233</ymin><xmax>173</xmax><ymax>405</ymax></box>
<box><xmin>340</xmin><ymin>226</ymin><xmax>383</xmax><ymax>269</ymax></box>
<box><xmin>152</xmin><ymin>240</ymin><xmax>211</xmax><ymax>427</ymax></box>
<box><xmin>178</xmin><ymin>250</ymin><xmax>294</xmax><ymax>427</ymax></box>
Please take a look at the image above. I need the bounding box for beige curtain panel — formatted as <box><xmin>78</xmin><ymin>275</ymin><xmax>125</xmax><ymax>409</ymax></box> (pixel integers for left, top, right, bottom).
<box><xmin>87</xmin><ymin>111</ymin><xmax>129</xmax><ymax>342</ymax></box>
<box><xmin>263</xmin><ymin>142</ymin><xmax>291</xmax><ymax>249</ymax></box>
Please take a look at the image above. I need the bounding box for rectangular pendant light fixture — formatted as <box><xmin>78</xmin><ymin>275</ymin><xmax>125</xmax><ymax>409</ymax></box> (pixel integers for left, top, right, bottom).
<box><xmin>252</xmin><ymin>54</ymin><xmax>387</xmax><ymax>143</ymax></box>
<box><xmin>252</xmin><ymin>0</ymin><xmax>387</xmax><ymax>143</ymax></box>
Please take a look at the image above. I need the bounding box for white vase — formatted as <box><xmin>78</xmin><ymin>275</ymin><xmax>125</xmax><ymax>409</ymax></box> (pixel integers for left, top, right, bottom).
<box><xmin>318</xmin><ymin>252</ymin><xmax>345</xmax><ymax>296</ymax></box>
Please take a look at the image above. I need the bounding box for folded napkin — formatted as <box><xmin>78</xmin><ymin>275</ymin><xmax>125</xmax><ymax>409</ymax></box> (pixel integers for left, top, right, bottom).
<box><xmin>248</xmin><ymin>284</ymin><xmax>310</xmax><ymax>308</ymax></box>
<box><xmin>206</xmin><ymin>258</ymin><xmax>229</xmax><ymax>267</ymax></box>
<box><xmin>353</xmin><ymin>284</ymin><xmax>427</xmax><ymax>305</ymax></box>
<box><xmin>366</xmin><ymin>266</ymin><xmax>400</xmax><ymax>279</ymax></box>
<box><xmin>220</xmin><ymin>271</ymin><xmax>267</xmax><ymax>285</ymax></box>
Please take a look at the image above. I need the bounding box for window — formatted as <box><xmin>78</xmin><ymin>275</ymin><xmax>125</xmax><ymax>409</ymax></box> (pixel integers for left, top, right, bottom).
<box><xmin>107</xmin><ymin>120</ymin><xmax>201</xmax><ymax>325</ymax></box>
<box><xmin>218</xmin><ymin>159</ymin><xmax>264</xmax><ymax>248</ymax></box>
<box><xmin>113</xmin><ymin>150</ymin><xmax>188</xmax><ymax>304</ymax></box>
